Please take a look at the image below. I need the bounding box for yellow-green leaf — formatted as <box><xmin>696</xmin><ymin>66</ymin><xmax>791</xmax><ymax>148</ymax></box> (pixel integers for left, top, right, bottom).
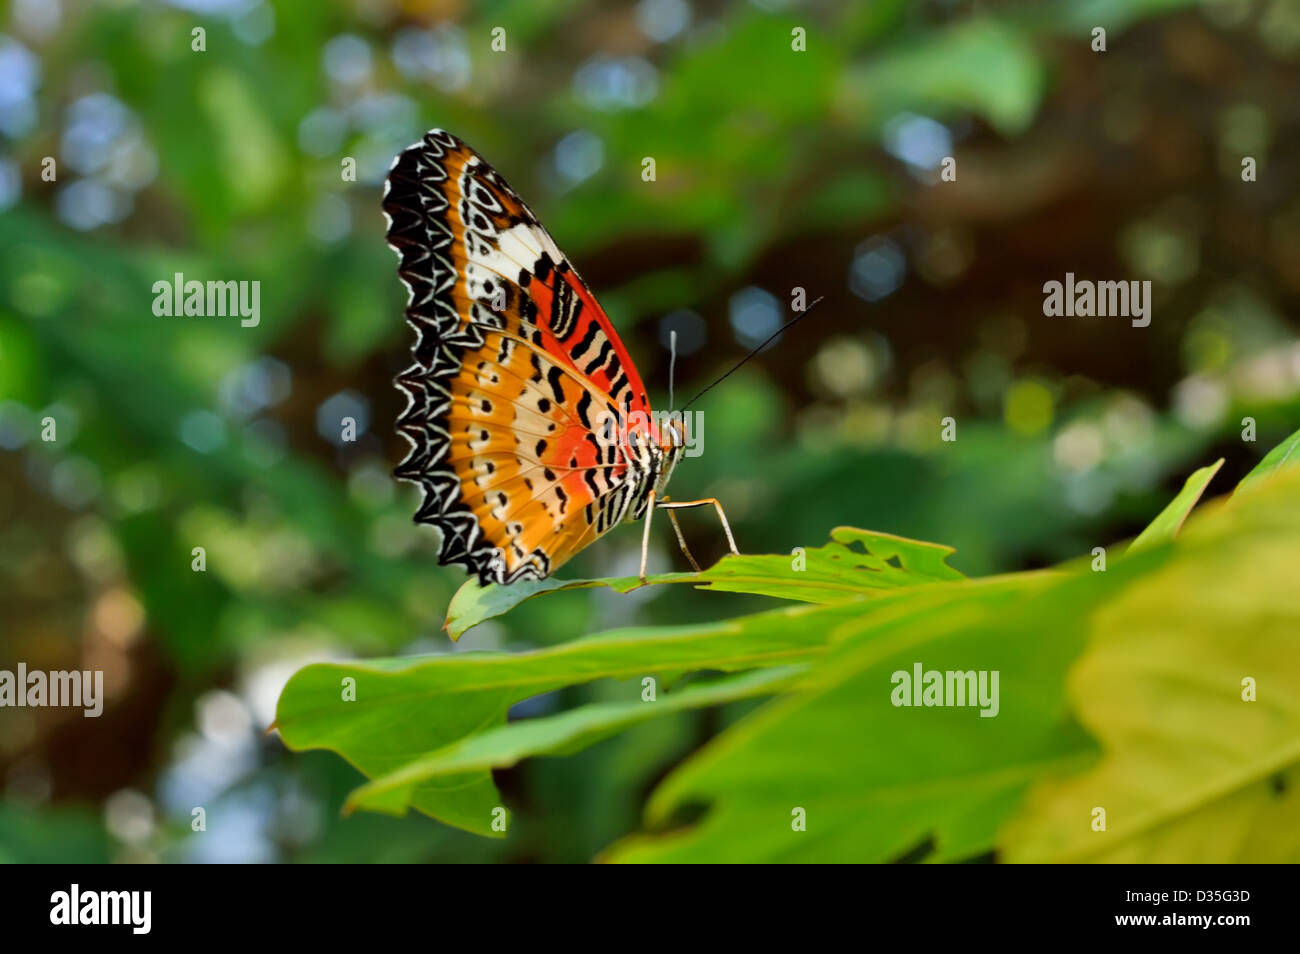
<box><xmin>1001</xmin><ymin>468</ymin><xmax>1300</xmax><ymax>862</ymax></box>
<box><xmin>1127</xmin><ymin>458</ymin><xmax>1223</xmax><ymax>554</ymax></box>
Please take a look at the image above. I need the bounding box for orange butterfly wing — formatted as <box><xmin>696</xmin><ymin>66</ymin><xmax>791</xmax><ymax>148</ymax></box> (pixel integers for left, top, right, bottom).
<box><xmin>384</xmin><ymin>129</ymin><xmax>658</xmax><ymax>584</ymax></box>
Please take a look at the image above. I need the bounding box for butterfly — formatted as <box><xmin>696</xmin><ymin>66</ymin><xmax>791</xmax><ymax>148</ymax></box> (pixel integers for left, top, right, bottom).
<box><xmin>383</xmin><ymin>128</ymin><xmax>738</xmax><ymax>586</ymax></box>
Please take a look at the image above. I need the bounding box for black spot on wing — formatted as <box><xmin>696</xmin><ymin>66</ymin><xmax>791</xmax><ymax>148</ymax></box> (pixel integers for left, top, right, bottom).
<box><xmin>546</xmin><ymin>365</ymin><xmax>565</xmax><ymax>403</ymax></box>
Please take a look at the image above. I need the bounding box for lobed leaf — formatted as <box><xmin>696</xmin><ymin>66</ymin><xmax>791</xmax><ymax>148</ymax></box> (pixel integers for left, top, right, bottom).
<box><xmin>444</xmin><ymin>527</ymin><xmax>964</xmax><ymax>639</ymax></box>
<box><xmin>605</xmin><ymin>467</ymin><xmax>1300</xmax><ymax>862</ymax></box>
<box><xmin>602</xmin><ymin>569</ymin><xmax>1129</xmax><ymax>862</ymax></box>
<box><xmin>275</xmin><ymin>600</ymin><xmax>865</xmax><ymax>832</ymax></box>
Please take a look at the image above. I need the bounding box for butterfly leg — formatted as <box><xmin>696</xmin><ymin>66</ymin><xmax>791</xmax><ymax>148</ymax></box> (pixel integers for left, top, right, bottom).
<box><xmin>654</xmin><ymin>498</ymin><xmax>739</xmax><ymax>557</ymax></box>
<box><xmin>660</xmin><ymin>506</ymin><xmax>702</xmax><ymax>573</ymax></box>
<box><xmin>639</xmin><ymin>488</ymin><xmax>656</xmax><ymax>584</ymax></box>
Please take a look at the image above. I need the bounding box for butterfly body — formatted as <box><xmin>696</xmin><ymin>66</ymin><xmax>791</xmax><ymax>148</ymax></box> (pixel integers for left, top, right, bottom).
<box><xmin>384</xmin><ymin>129</ymin><xmax>696</xmax><ymax>585</ymax></box>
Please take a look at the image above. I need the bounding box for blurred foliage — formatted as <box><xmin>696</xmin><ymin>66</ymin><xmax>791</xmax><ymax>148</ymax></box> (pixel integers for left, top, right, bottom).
<box><xmin>1</xmin><ymin>0</ymin><xmax>1299</xmax><ymax>862</ymax></box>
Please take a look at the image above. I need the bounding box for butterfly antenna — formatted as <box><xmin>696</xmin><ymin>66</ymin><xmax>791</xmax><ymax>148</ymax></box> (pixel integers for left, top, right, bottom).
<box><xmin>681</xmin><ymin>296</ymin><xmax>825</xmax><ymax>412</ymax></box>
<box><xmin>668</xmin><ymin>329</ymin><xmax>678</xmax><ymax>411</ymax></box>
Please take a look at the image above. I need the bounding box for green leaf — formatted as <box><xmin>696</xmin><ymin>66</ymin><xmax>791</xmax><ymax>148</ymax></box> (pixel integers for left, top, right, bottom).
<box><xmin>605</xmin><ymin>470</ymin><xmax>1300</xmax><ymax>862</ymax></box>
<box><xmin>346</xmin><ymin>667</ymin><xmax>803</xmax><ymax>814</ymax></box>
<box><xmin>1238</xmin><ymin>426</ymin><xmax>1300</xmax><ymax>491</ymax></box>
<box><xmin>602</xmin><ymin>567</ymin><xmax>1135</xmax><ymax>863</ymax></box>
<box><xmin>704</xmin><ymin>528</ymin><xmax>966</xmax><ymax>601</ymax></box>
<box><xmin>275</xmin><ymin>599</ymin><xmax>861</xmax><ymax>830</ymax></box>
<box><xmin>1127</xmin><ymin>458</ymin><xmax>1223</xmax><ymax>554</ymax></box>
<box><xmin>443</xmin><ymin>572</ymin><xmax>695</xmax><ymax>642</ymax></box>
<box><xmin>1000</xmin><ymin>468</ymin><xmax>1300</xmax><ymax>862</ymax></box>
<box><xmin>444</xmin><ymin>527</ymin><xmax>964</xmax><ymax>639</ymax></box>
<box><xmin>838</xmin><ymin>18</ymin><xmax>1046</xmax><ymax>135</ymax></box>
